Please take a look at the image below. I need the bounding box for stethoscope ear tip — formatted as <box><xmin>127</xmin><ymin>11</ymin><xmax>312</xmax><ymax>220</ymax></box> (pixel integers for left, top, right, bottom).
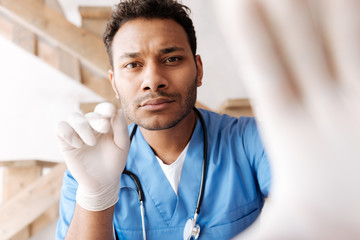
<box><xmin>183</xmin><ymin>218</ymin><xmax>200</xmax><ymax>240</ymax></box>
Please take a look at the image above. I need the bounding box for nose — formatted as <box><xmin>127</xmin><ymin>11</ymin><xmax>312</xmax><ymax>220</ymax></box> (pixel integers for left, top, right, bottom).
<box><xmin>141</xmin><ymin>62</ymin><xmax>168</xmax><ymax>92</ymax></box>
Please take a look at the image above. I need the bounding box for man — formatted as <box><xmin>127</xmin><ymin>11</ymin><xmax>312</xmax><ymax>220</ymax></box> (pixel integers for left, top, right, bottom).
<box><xmin>56</xmin><ymin>0</ymin><xmax>270</xmax><ymax>239</ymax></box>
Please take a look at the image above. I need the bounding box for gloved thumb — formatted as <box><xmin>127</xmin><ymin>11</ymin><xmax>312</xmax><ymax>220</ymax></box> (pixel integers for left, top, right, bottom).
<box><xmin>111</xmin><ymin>109</ymin><xmax>130</xmax><ymax>151</ymax></box>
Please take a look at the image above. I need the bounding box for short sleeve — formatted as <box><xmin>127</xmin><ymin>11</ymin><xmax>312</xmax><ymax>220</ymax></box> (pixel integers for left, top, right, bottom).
<box><xmin>242</xmin><ymin>118</ymin><xmax>271</xmax><ymax>197</ymax></box>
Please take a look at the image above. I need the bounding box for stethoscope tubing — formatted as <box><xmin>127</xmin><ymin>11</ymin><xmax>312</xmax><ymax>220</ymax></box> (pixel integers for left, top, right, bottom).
<box><xmin>116</xmin><ymin>108</ymin><xmax>207</xmax><ymax>239</ymax></box>
<box><xmin>193</xmin><ymin>107</ymin><xmax>207</xmax><ymax>216</ymax></box>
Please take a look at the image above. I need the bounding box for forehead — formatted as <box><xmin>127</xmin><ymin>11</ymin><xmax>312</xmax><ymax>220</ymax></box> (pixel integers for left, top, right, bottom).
<box><xmin>112</xmin><ymin>18</ymin><xmax>191</xmax><ymax>56</ymax></box>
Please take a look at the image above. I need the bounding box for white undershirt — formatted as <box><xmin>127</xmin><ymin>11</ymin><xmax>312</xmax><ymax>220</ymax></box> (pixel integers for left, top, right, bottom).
<box><xmin>156</xmin><ymin>143</ymin><xmax>189</xmax><ymax>195</ymax></box>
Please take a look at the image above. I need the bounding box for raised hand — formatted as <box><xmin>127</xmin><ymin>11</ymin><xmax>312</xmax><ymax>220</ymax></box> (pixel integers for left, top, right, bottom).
<box><xmin>215</xmin><ymin>0</ymin><xmax>360</xmax><ymax>238</ymax></box>
<box><xmin>57</xmin><ymin>102</ymin><xmax>130</xmax><ymax>211</ymax></box>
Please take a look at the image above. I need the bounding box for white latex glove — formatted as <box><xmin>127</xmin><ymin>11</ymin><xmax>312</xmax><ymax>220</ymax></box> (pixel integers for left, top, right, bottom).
<box><xmin>57</xmin><ymin>102</ymin><xmax>130</xmax><ymax>211</ymax></box>
<box><xmin>214</xmin><ymin>0</ymin><xmax>360</xmax><ymax>239</ymax></box>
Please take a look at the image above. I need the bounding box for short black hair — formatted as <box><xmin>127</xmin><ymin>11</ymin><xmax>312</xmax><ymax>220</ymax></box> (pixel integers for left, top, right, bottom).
<box><xmin>103</xmin><ymin>0</ymin><xmax>197</xmax><ymax>68</ymax></box>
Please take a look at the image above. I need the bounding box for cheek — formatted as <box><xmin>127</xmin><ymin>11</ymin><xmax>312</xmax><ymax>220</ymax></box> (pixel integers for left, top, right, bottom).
<box><xmin>117</xmin><ymin>82</ymin><xmax>141</xmax><ymax>112</ymax></box>
<box><xmin>119</xmin><ymin>93</ymin><xmax>133</xmax><ymax>118</ymax></box>
<box><xmin>115</xmin><ymin>76</ymin><xmax>136</xmax><ymax>99</ymax></box>
<box><xmin>115</xmin><ymin>81</ymin><xmax>130</xmax><ymax>106</ymax></box>
<box><xmin>182</xmin><ymin>69</ymin><xmax>198</xmax><ymax>88</ymax></box>
<box><xmin>118</xmin><ymin>89</ymin><xmax>133</xmax><ymax>107</ymax></box>
<box><xmin>174</xmin><ymin>68</ymin><xmax>196</xmax><ymax>85</ymax></box>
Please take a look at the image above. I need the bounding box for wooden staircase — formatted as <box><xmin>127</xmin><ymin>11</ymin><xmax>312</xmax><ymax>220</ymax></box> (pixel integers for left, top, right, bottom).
<box><xmin>0</xmin><ymin>161</ymin><xmax>66</xmax><ymax>239</ymax></box>
<box><xmin>0</xmin><ymin>0</ymin><xmax>117</xmax><ymax>106</ymax></box>
<box><xmin>0</xmin><ymin>1</ymin><xmax>115</xmax><ymax>239</ymax></box>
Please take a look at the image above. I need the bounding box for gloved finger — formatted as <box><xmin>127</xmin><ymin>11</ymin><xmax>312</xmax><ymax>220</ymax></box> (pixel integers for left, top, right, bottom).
<box><xmin>94</xmin><ymin>102</ymin><xmax>117</xmax><ymax>119</ymax></box>
<box><xmin>67</xmin><ymin>112</ymin><xmax>97</xmax><ymax>146</ymax></box>
<box><xmin>111</xmin><ymin>109</ymin><xmax>130</xmax><ymax>151</ymax></box>
<box><xmin>85</xmin><ymin>112</ymin><xmax>111</xmax><ymax>134</ymax></box>
<box><xmin>56</xmin><ymin>121</ymin><xmax>83</xmax><ymax>149</ymax></box>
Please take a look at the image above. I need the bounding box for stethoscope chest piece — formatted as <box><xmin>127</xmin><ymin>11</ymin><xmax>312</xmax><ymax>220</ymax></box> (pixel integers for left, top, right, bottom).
<box><xmin>183</xmin><ymin>218</ymin><xmax>200</xmax><ymax>240</ymax></box>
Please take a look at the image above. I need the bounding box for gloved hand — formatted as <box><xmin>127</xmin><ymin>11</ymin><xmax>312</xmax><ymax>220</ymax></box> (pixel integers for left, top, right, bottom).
<box><xmin>56</xmin><ymin>102</ymin><xmax>130</xmax><ymax>211</ymax></box>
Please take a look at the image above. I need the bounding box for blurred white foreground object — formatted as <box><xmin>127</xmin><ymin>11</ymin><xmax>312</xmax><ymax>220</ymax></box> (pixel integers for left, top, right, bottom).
<box><xmin>214</xmin><ymin>0</ymin><xmax>360</xmax><ymax>239</ymax></box>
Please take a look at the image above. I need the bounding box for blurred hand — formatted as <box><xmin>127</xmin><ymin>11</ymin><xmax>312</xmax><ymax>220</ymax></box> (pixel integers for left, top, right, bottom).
<box><xmin>215</xmin><ymin>0</ymin><xmax>360</xmax><ymax>239</ymax></box>
<box><xmin>57</xmin><ymin>102</ymin><xmax>130</xmax><ymax>211</ymax></box>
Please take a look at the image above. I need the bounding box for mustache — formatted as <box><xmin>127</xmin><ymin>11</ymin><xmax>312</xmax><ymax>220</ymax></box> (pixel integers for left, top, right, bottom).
<box><xmin>134</xmin><ymin>92</ymin><xmax>180</xmax><ymax>105</ymax></box>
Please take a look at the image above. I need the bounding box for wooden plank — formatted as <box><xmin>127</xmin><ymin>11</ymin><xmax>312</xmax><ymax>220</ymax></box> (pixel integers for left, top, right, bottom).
<box><xmin>30</xmin><ymin>202</ymin><xmax>59</xmax><ymax>236</ymax></box>
<box><xmin>45</xmin><ymin>0</ymin><xmax>63</xmax><ymax>15</ymax></box>
<box><xmin>12</xmin><ymin>23</ymin><xmax>37</xmax><ymax>54</ymax></box>
<box><xmin>2</xmin><ymin>165</ymin><xmax>42</xmax><ymax>202</ymax></box>
<box><xmin>37</xmin><ymin>36</ymin><xmax>82</xmax><ymax>82</ymax></box>
<box><xmin>78</xmin><ymin>7</ymin><xmax>111</xmax><ymax>37</ymax></box>
<box><xmin>81</xmin><ymin>64</ymin><xmax>116</xmax><ymax>100</ymax></box>
<box><xmin>58</xmin><ymin>47</ymin><xmax>82</xmax><ymax>82</ymax></box>
<box><xmin>220</xmin><ymin>98</ymin><xmax>251</xmax><ymax>108</ymax></box>
<box><xmin>80</xmin><ymin>102</ymin><xmax>100</xmax><ymax>114</ymax></box>
<box><xmin>78</xmin><ymin>6</ymin><xmax>112</xmax><ymax>19</ymax></box>
<box><xmin>2</xmin><ymin>162</ymin><xmax>42</xmax><ymax>240</ymax></box>
<box><xmin>8</xmin><ymin>228</ymin><xmax>29</xmax><ymax>240</ymax></box>
<box><xmin>217</xmin><ymin>98</ymin><xmax>253</xmax><ymax>117</ymax></box>
<box><xmin>0</xmin><ymin>0</ymin><xmax>110</xmax><ymax>78</ymax></box>
<box><xmin>81</xmin><ymin>18</ymin><xmax>108</xmax><ymax>38</ymax></box>
<box><xmin>37</xmin><ymin>35</ymin><xmax>59</xmax><ymax>68</ymax></box>
<box><xmin>0</xmin><ymin>162</ymin><xmax>67</xmax><ymax>240</ymax></box>
<box><xmin>0</xmin><ymin>160</ymin><xmax>58</xmax><ymax>168</ymax></box>
<box><xmin>0</xmin><ymin>11</ymin><xmax>13</xmax><ymax>40</ymax></box>
<box><xmin>0</xmin><ymin>159</ymin><xmax>61</xmax><ymax>238</ymax></box>
<box><xmin>38</xmin><ymin>34</ymin><xmax>114</xmax><ymax>99</ymax></box>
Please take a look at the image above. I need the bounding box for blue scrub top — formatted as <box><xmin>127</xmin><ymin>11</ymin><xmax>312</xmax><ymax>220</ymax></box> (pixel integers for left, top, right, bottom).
<box><xmin>56</xmin><ymin>109</ymin><xmax>271</xmax><ymax>240</ymax></box>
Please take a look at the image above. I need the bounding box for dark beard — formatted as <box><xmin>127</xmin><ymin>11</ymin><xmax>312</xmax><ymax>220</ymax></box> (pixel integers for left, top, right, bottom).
<box><xmin>121</xmin><ymin>76</ymin><xmax>198</xmax><ymax>131</ymax></box>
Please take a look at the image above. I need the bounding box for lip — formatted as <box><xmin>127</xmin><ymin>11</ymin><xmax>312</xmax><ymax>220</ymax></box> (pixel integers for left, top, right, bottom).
<box><xmin>140</xmin><ymin>97</ymin><xmax>175</xmax><ymax>110</ymax></box>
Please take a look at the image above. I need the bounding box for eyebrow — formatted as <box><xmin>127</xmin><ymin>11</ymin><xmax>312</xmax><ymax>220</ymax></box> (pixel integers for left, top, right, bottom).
<box><xmin>120</xmin><ymin>52</ymin><xmax>141</xmax><ymax>59</ymax></box>
<box><xmin>159</xmin><ymin>46</ymin><xmax>185</xmax><ymax>54</ymax></box>
<box><xmin>119</xmin><ymin>46</ymin><xmax>185</xmax><ymax>59</ymax></box>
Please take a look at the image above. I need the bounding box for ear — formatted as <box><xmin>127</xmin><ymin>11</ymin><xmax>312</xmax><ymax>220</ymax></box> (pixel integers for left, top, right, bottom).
<box><xmin>109</xmin><ymin>69</ymin><xmax>119</xmax><ymax>99</ymax></box>
<box><xmin>195</xmin><ymin>55</ymin><xmax>203</xmax><ymax>87</ymax></box>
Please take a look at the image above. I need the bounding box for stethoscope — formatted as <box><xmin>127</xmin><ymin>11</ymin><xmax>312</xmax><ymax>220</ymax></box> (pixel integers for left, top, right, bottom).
<box><xmin>115</xmin><ymin>108</ymin><xmax>208</xmax><ymax>240</ymax></box>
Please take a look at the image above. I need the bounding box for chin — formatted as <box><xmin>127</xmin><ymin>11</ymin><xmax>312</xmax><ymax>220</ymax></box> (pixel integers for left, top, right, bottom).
<box><xmin>137</xmin><ymin>117</ymin><xmax>181</xmax><ymax>131</ymax></box>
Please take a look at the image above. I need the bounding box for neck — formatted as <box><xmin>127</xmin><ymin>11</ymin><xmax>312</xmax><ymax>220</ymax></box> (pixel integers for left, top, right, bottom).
<box><xmin>140</xmin><ymin>110</ymin><xmax>197</xmax><ymax>165</ymax></box>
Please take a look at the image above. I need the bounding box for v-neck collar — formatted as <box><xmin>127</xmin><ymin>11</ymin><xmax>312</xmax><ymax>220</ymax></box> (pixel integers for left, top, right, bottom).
<box><xmin>127</xmin><ymin>114</ymin><xmax>205</xmax><ymax>226</ymax></box>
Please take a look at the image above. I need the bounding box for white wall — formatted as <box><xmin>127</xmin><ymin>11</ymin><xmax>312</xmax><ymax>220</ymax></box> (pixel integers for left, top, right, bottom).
<box><xmin>0</xmin><ymin>33</ymin><xmax>104</xmax><ymax>214</ymax></box>
<box><xmin>183</xmin><ymin>0</ymin><xmax>248</xmax><ymax>109</ymax></box>
<box><xmin>0</xmin><ymin>35</ymin><xmax>104</xmax><ymax>163</ymax></box>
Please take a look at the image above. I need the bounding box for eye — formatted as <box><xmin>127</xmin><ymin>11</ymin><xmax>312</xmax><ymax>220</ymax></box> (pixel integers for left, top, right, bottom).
<box><xmin>124</xmin><ymin>62</ymin><xmax>141</xmax><ymax>69</ymax></box>
<box><xmin>164</xmin><ymin>56</ymin><xmax>183</xmax><ymax>63</ymax></box>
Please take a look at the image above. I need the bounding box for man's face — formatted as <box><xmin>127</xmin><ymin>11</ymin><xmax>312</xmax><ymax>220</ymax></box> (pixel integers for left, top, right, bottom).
<box><xmin>110</xmin><ymin>18</ymin><xmax>203</xmax><ymax>130</ymax></box>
